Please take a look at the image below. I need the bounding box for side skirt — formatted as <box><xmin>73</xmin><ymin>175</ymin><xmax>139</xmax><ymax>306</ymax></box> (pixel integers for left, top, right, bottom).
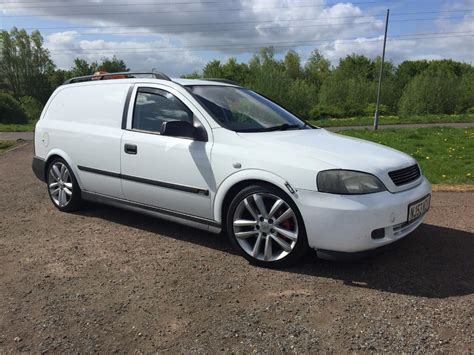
<box><xmin>81</xmin><ymin>191</ymin><xmax>222</xmax><ymax>234</ymax></box>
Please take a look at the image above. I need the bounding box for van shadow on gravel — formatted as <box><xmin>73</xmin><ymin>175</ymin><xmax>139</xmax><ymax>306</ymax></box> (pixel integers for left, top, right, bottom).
<box><xmin>77</xmin><ymin>204</ymin><xmax>474</xmax><ymax>299</ymax></box>
<box><xmin>287</xmin><ymin>224</ymin><xmax>474</xmax><ymax>299</ymax></box>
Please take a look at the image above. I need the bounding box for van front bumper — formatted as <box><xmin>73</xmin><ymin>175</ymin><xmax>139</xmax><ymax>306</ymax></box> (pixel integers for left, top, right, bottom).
<box><xmin>296</xmin><ymin>177</ymin><xmax>432</xmax><ymax>254</ymax></box>
<box><xmin>32</xmin><ymin>156</ymin><xmax>46</xmax><ymax>182</ymax></box>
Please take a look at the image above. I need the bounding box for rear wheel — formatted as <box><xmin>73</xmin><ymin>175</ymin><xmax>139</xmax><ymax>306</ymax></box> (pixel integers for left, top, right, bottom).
<box><xmin>47</xmin><ymin>158</ymin><xmax>82</xmax><ymax>212</ymax></box>
<box><xmin>226</xmin><ymin>184</ymin><xmax>308</xmax><ymax>268</ymax></box>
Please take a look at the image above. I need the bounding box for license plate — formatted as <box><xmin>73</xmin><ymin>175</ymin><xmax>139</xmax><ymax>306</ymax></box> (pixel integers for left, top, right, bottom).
<box><xmin>407</xmin><ymin>194</ymin><xmax>431</xmax><ymax>221</ymax></box>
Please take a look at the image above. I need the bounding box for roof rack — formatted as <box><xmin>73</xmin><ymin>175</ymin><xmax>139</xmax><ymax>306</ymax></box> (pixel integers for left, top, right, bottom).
<box><xmin>203</xmin><ymin>78</ymin><xmax>239</xmax><ymax>86</ymax></box>
<box><xmin>63</xmin><ymin>71</ymin><xmax>172</xmax><ymax>84</ymax></box>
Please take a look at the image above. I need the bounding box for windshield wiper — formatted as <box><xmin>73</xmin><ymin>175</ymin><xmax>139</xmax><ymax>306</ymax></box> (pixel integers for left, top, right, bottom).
<box><xmin>237</xmin><ymin>123</ymin><xmax>302</xmax><ymax>133</ymax></box>
<box><xmin>263</xmin><ymin>123</ymin><xmax>301</xmax><ymax>132</ymax></box>
<box><xmin>237</xmin><ymin>123</ymin><xmax>304</xmax><ymax>133</ymax></box>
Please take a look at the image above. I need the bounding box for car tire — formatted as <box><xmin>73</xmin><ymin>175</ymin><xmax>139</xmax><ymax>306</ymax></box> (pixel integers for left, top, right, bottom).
<box><xmin>46</xmin><ymin>157</ymin><xmax>83</xmax><ymax>212</ymax></box>
<box><xmin>226</xmin><ymin>183</ymin><xmax>309</xmax><ymax>268</ymax></box>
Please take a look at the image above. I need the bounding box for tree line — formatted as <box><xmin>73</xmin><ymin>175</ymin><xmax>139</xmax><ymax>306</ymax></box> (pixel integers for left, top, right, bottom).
<box><xmin>0</xmin><ymin>28</ymin><xmax>128</xmax><ymax>124</ymax></box>
<box><xmin>1</xmin><ymin>27</ymin><xmax>473</xmax><ymax>125</ymax></box>
<box><xmin>184</xmin><ymin>47</ymin><xmax>474</xmax><ymax>120</ymax></box>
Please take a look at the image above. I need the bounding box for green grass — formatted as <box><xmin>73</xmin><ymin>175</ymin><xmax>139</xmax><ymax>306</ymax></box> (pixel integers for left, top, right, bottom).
<box><xmin>310</xmin><ymin>114</ymin><xmax>474</xmax><ymax>128</ymax></box>
<box><xmin>0</xmin><ymin>122</ymin><xmax>36</xmax><ymax>132</ymax></box>
<box><xmin>340</xmin><ymin>127</ymin><xmax>474</xmax><ymax>184</ymax></box>
<box><xmin>0</xmin><ymin>140</ymin><xmax>16</xmax><ymax>153</ymax></box>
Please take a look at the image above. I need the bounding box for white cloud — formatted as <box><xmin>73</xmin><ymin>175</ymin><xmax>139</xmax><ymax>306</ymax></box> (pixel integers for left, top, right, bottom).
<box><xmin>4</xmin><ymin>0</ymin><xmax>473</xmax><ymax>74</ymax></box>
<box><xmin>44</xmin><ymin>31</ymin><xmax>205</xmax><ymax>75</ymax></box>
<box><xmin>317</xmin><ymin>11</ymin><xmax>474</xmax><ymax>65</ymax></box>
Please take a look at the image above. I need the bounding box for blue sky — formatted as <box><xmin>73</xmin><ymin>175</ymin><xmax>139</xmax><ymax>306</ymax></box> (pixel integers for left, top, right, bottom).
<box><xmin>1</xmin><ymin>0</ymin><xmax>473</xmax><ymax>75</ymax></box>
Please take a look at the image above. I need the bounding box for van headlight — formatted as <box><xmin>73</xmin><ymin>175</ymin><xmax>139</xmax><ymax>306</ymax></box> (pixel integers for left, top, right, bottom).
<box><xmin>317</xmin><ymin>170</ymin><xmax>386</xmax><ymax>194</ymax></box>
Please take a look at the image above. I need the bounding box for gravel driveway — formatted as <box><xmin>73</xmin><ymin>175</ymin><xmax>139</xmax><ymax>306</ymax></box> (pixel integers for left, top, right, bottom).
<box><xmin>0</xmin><ymin>143</ymin><xmax>473</xmax><ymax>353</ymax></box>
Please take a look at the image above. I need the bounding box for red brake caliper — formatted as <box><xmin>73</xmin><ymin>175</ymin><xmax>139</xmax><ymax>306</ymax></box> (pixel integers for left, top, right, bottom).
<box><xmin>279</xmin><ymin>218</ymin><xmax>293</xmax><ymax>241</ymax></box>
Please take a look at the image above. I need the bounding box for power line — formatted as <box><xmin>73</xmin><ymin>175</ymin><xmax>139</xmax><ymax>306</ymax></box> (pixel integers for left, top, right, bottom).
<box><xmin>48</xmin><ymin>17</ymin><xmax>470</xmax><ymax>37</ymax></box>
<box><xmin>0</xmin><ymin>0</ymin><xmax>396</xmax><ymax>3</ymax></box>
<box><xmin>0</xmin><ymin>3</ymin><xmax>392</xmax><ymax>17</ymax></box>
<box><xmin>1</xmin><ymin>0</ymin><xmax>401</xmax><ymax>9</ymax></box>
<box><xmin>3</xmin><ymin>5</ymin><xmax>473</xmax><ymax>17</ymax></box>
<box><xmin>20</xmin><ymin>15</ymin><xmax>387</xmax><ymax>31</ymax></box>
<box><xmin>44</xmin><ymin>35</ymin><xmax>474</xmax><ymax>56</ymax></box>
<box><xmin>44</xmin><ymin>31</ymin><xmax>474</xmax><ymax>54</ymax></box>
<box><xmin>15</xmin><ymin>10</ymin><xmax>474</xmax><ymax>31</ymax></box>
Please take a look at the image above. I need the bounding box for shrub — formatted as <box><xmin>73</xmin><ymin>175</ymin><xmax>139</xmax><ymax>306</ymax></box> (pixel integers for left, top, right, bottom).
<box><xmin>0</xmin><ymin>92</ymin><xmax>28</xmax><ymax>124</ymax></box>
<box><xmin>466</xmin><ymin>107</ymin><xmax>474</xmax><ymax>115</ymax></box>
<box><xmin>309</xmin><ymin>104</ymin><xmax>345</xmax><ymax>119</ymax></box>
<box><xmin>398</xmin><ymin>66</ymin><xmax>465</xmax><ymax>116</ymax></box>
<box><xmin>363</xmin><ymin>103</ymin><xmax>391</xmax><ymax>117</ymax></box>
<box><xmin>19</xmin><ymin>96</ymin><xmax>44</xmax><ymax>121</ymax></box>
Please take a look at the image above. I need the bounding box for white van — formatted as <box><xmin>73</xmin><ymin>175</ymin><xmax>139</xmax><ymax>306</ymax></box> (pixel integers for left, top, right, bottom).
<box><xmin>33</xmin><ymin>72</ymin><xmax>431</xmax><ymax>267</ymax></box>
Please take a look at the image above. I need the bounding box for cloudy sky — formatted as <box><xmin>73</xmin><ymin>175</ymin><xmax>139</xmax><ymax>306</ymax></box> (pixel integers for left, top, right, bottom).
<box><xmin>2</xmin><ymin>0</ymin><xmax>473</xmax><ymax>76</ymax></box>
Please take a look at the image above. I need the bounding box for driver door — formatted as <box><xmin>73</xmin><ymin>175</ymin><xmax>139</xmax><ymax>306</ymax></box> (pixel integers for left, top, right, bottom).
<box><xmin>120</xmin><ymin>85</ymin><xmax>215</xmax><ymax>219</ymax></box>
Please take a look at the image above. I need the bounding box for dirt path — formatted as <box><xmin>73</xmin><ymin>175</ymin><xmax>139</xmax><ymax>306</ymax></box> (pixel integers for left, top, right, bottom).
<box><xmin>0</xmin><ymin>143</ymin><xmax>473</xmax><ymax>353</ymax></box>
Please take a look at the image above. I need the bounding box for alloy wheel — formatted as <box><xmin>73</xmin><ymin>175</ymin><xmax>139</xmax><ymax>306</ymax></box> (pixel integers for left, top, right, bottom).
<box><xmin>232</xmin><ymin>192</ymin><xmax>299</xmax><ymax>262</ymax></box>
<box><xmin>48</xmin><ymin>162</ymin><xmax>73</xmax><ymax>208</ymax></box>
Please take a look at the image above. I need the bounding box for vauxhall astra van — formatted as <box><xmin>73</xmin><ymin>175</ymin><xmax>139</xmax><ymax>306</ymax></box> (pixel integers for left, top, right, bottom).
<box><xmin>32</xmin><ymin>72</ymin><xmax>431</xmax><ymax>267</ymax></box>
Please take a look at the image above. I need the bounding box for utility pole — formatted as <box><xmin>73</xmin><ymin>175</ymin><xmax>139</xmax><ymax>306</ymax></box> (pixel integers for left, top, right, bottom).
<box><xmin>374</xmin><ymin>9</ymin><xmax>390</xmax><ymax>130</ymax></box>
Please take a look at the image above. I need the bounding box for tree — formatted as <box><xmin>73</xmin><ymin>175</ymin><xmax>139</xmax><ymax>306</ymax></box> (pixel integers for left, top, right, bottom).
<box><xmin>395</xmin><ymin>60</ymin><xmax>430</xmax><ymax>91</ymax></box>
<box><xmin>457</xmin><ymin>70</ymin><xmax>474</xmax><ymax>113</ymax></box>
<box><xmin>70</xmin><ymin>58</ymin><xmax>95</xmax><ymax>77</ymax></box>
<box><xmin>69</xmin><ymin>56</ymin><xmax>129</xmax><ymax>77</ymax></box>
<box><xmin>284</xmin><ymin>50</ymin><xmax>302</xmax><ymax>80</ymax></box>
<box><xmin>48</xmin><ymin>69</ymin><xmax>71</xmax><ymax>88</ymax></box>
<box><xmin>317</xmin><ymin>54</ymin><xmax>376</xmax><ymax>117</ymax></box>
<box><xmin>98</xmin><ymin>55</ymin><xmax>128</xmax><ymax>72</ymax></box>
<box><xmin>221</xmin><ymin>57</ymin><xmax>249</xmax><ymax>84</ymax></box>
<box><xmin>304</xmin><ymin>49</ymin><xmax>330</xmax><ymax>88</ymax></box>
<box><xmin>0</xmin><ymin>27</ymin><xmax>55</xmax><ymax>103</ymax></box>
<box><xmin>181</xmin><ymin>71</ymin><xmax>200</xmax><ymax>79</ymax></box>
<box><xmin>399</xmin><ymin>68</ymin><xmax>458</xmax><ymax>116</ymax></box>
<box><xmin>19</xmin><ymin>96</ymin><xmax>43</xmax><ymax>121</ymax></box>
<box><xmin>202</xmin><ymin>60</ymin><xmax>224</xmax><ymax>78</ymax></box>
<box><xmin>181</xmin><ymin>47</ymin><xmax>474</xmax><ymax>119</ymax></box>
<box><xmin>0</xmin><ymin>92</ymin><xmax>28</xmax><ymax>124</ymax></box>
<box><xmin>337</xmin><ymin>54</ymin><xmax>375</xmax><ymax>80</ymax></box>
<box><xmin>257</xmin><ymin>46</ymin><xmax>276</xmax><ymax>66</ymax></box>
<box><xmin>373</xmin><ymin>56</ymin><xmax>397</xmax><ymax>114</ymax></box>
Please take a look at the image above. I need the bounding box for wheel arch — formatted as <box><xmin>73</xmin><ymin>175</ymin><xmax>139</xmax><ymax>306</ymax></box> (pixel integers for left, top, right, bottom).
<box><xmin>44</xmin><ymin>149</ymin><xmax>84</xmax><ymax>189</ymax></box>
<box><xmin>213</xmin><ymin>169</ymin><xmax>295</xmax><ymax>224</ymax></box>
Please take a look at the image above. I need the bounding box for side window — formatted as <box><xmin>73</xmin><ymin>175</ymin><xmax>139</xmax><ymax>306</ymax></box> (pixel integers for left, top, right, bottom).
<box><xmin>132</xmin><ymin>88</ymin><xmax>193</xmax><ymax>133</ymax></box>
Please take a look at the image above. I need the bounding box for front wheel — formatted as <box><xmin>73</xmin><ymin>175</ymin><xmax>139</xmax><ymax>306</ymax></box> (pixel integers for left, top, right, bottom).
<box><xmin>226</xmin><ymin>184</ymin><xmax>309</xmax><ymax>268</ymax></box>
<box><xmin>47</xmin><ymin>158</ymin><xmax>83</xmax><ymax>212</ymax></box>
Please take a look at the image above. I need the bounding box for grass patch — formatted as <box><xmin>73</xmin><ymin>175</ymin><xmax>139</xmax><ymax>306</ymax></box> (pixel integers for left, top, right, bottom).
<box><xmin>340</xmin><ymin>127</ymin><xmax>474</xmax><ymax>184</ymax></box>
<box><xmin>0</xmin><ymin>122</ymin><xmax>35</xmax><ymax>132</ymax></box>
<box><xmin>310</xmin><ymin>114</ymin><xmax>474</xmax><ymax>128</ymax></box>
<box><xmin>0</xmin><ymin>140</ymin><xmax>16</xmax><ymax>153</ymax></box>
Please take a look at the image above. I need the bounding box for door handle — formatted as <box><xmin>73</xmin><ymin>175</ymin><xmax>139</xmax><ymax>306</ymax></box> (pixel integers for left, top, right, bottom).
<box><xmin>124</xmin><ymin>144</ymin><xmax>137</xmax><ymax>155</ymax></box>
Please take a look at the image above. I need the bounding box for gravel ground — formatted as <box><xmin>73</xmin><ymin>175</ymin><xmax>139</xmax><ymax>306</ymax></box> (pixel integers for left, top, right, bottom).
<box><xmin>0</xmin><ymin>143</ymin><xmax>473</xmax><ymax>353</ymax></box>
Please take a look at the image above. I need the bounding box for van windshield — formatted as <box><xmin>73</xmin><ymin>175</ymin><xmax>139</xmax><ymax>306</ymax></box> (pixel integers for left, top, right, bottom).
<box><xmin>187</xmin><ymin>85</ymin><xmax>309</xmax><ymax>132</ymax></box>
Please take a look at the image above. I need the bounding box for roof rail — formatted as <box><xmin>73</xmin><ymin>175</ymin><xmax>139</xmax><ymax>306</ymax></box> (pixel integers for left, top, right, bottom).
<box><xmin>63</xmin><ymin>71</ymin><xmax>171</xmax><ymax>84</ymax></box>
<box><xmin>203</xmin><ymin>78</ymin><xmax>239</xmax><ymax>86</ymax></box>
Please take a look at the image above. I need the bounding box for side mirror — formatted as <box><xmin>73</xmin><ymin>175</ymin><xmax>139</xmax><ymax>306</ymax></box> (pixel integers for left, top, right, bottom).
<box><xmin>161</xmin><ymin>120</ymin><xmax>197</xmax><ymax>140</ymax></box>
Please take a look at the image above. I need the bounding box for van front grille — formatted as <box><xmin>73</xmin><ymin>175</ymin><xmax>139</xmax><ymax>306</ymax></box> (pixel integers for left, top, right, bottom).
<box><xmin>388</xmin><ymin>164</ymin><xmax>420</xmax><ymax>186</ymax></box>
